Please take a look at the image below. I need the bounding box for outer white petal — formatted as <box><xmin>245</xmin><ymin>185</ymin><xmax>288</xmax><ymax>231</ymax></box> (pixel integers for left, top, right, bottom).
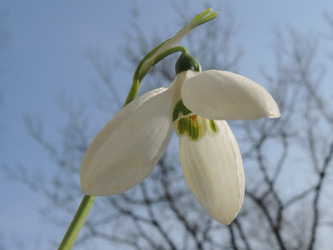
<box><xmin>181</xmin><ymin>70</ymin><xmax>281</xmax><ymax>120</ymax></box>
<box><xmin>179</xmin><ymin>120</ymin><xmax>244</xmax><ymax>225</ymax></box>
<box><xmin>80</xmin><ymin>87</ymin><xmax>173</xmax><ymax>196</ymax></box>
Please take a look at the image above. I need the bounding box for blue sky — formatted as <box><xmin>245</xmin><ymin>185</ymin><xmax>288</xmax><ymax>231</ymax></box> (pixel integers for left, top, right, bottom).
<box><xmin>1</xmin><ymin>1</ymin><xmax>332</xmax><ymax>249</ymax></box>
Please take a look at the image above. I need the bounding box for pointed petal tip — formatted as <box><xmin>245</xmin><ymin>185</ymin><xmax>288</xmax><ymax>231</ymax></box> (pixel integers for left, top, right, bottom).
<box><xmin>254</xmin><ymin>107</ymin><xmax>281</xmax><ymax>120</ymax></box>
<box><xmin>259</xmin><ymin>106</ymin><xmax>280</xmax><ymax>119</ymax></box>
<box><xmin>270</xmin><ymin>110</ymin><xmax>281</xmax><ymax>118</ymax></box>
<box><xmin>213</xmin><ymin>214</ymin><xmax>236</xmax><ymax>225</ymax></box>
<box><xmin>204</xmin><ymin>199</ymin><xmax>242</xmax><ymax>225</ymax></box>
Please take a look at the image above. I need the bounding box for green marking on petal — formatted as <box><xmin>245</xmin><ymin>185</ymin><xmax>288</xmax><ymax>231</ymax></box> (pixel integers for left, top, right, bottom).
<box><xmin>176</xmin><ymin>116</ymin><xmax>219</xmax><ymax>141</ymax></box>
<box><xmin>209</xmin><ymin>120</ymin><xmax>218</xmax><ymax>133</ymax></box>
<box><xmin>175</xmin><ymin>115</ymin><xmax>200</xmax><ymax>141</ymax></box>
<box><xmin>177</xmin><ymin>117</ymin><xmax>185</xmax><ymax>134</ymax></box>
<box><xmin>188</xmin><ymin>118</ymin><xmax>195</xmax><ymax>139</ymax></box>
<box><xmin>172</xmin><ymin>100</ymin><xmax>192</xmax><ymax>122</ymax></box>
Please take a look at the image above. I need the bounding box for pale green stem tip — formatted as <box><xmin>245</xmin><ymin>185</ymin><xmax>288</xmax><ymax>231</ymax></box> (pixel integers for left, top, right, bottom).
<box><xmin>193</xmin><ymin>8</ymin><xmax>219</xmax><ymax>27</ymax></box>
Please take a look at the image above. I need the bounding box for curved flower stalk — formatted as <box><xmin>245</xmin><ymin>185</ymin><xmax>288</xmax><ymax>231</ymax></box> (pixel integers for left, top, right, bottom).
<box><xmin>80</xmin><ymin>53</ymin><xmax>280</xmax><ymax>225</ymax></box>
<box><xmin>133</xmin><ymin>8</ymin><xmax>218</xmax><ymax>83</ymax></box>
<box><xmin>124</xmin><ymin>8</ymin><xmax>218</xmax><ymax>106</ymax></box>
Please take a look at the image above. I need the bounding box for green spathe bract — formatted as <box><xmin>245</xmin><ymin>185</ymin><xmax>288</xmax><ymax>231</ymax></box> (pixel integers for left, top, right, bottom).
<box><xmin>175</xmin><ymin>52</ymin><xmax>202</xmax><ymax>74</ymax></box>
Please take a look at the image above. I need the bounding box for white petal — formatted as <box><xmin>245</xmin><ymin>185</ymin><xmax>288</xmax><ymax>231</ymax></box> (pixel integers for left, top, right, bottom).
<box><xmin>179</xmin><ymin>120</ymin><xmax>244</xmax><ymax>225</ymax></box>
<box><xmin>80</xmin><ymin>87</ymin><xmax>173</xmax><ymax>196</ymax></box>
<box><xmin>181</xmin><ymin>70</ymin><xmax>281</xmax><ymax>120</ymax></box>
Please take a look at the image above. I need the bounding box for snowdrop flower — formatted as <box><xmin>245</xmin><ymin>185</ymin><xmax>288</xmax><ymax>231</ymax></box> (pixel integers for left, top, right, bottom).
<box><xmin>80</xmin><ymin>52</ymin><xmax>280</xmax><ymax>225</ymax></box>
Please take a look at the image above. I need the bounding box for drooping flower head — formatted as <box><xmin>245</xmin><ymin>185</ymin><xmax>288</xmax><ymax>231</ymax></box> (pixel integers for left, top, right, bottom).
<box><xmin>80</xmin><ymin>9</ymin><xmax>280</xmax><ymax>225</ymax></box>
<box><xmin>80</xmin><ymin>50</ymin><xmax>280</xmax><ymax>225</ymax></box>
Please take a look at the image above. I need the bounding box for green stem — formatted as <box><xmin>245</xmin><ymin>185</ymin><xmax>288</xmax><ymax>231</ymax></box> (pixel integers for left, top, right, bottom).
<box><xmin>58</xmin><ymin>195</ymin><xmax>95</xmax><ymax>250</ymax></box>
<box><xmin>123</xmin><ymin>46</ymin><xmax>188</xmax><ymax>107</ymax></box>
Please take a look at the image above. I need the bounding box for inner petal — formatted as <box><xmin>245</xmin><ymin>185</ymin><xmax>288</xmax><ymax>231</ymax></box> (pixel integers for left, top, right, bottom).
<box><xmin>175</xmin><ymin>115</ymin><xmax>218</xmax><ymax>141</ymax></box>
<box><xmin>179</xmin><ymin>120</ymin><xmax>245</xmax><ymax>225</ymax></box>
